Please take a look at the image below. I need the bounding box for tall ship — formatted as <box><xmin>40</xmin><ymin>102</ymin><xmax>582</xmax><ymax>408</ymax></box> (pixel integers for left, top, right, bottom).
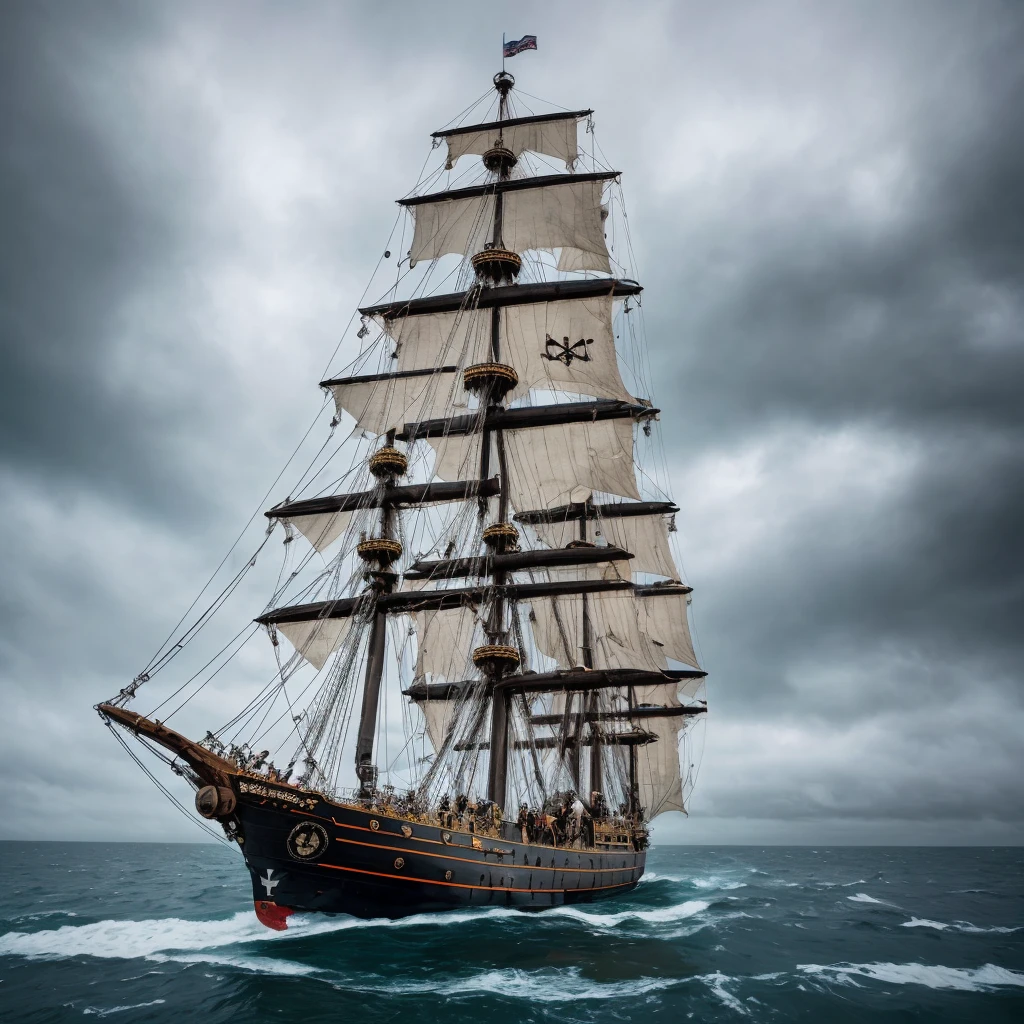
<box><xmin>97</xmin><ymin>61</ymin><xmax>707</xmax><ymax>930</ymax></box>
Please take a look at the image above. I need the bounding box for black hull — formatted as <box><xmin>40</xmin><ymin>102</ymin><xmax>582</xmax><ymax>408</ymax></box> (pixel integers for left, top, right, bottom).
<box><xmin>233</xmin><ymin>782</ymin><xmax>645</xmax><ymax>927</ymax></box>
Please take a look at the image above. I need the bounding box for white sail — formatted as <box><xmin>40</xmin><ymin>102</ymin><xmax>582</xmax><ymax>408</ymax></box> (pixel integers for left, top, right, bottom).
<box><xmin>282</xmin><ymin>510</ymin><xmax>353</xmax><ymax>554</ymax></box>
<box><xmin>503</xmin><ymin>295</ymin><xmax>631</xmax><ymax>401</ymax></box>
<box><xmin>414</xmin><ymin>607</ymin><xmax>478</xmax><ymax>681</ymax></box>
<box><xmin>380</xmin><ymin>294</ymin><xmax>630</xmax><ymax>402</ymax></box>
<box><xmin>530</xmin><ymin>589</ymin><xmax>666</xmax><ymax>674</ymax></box>
<box><xmin>277</xmin><ymin>617</ymin><xmax>353</xmax><ymax>671</ymax></box>
<box><xmin>440</xmin><ymin>116</ymin><xmax>581</xmax><ymax>170</ymax></box>
<box><xmin>408</xmin><ymin>179</ymin><xmax>611</xmax><ymax>272</ymax></box>
<box><xmin>389</xmin><ymin>307</ymin><xmax>488</xmax><ymax>374</ymax></box>
<box><xmin>533</xmin><ymin>513</ymin><xmax>678</xmax><ymax>579</ymax></box>
<box><xmin>639</xmin><ymin>588</ymin><xmax>698</xmax><ymax>668</ymax></box>
<box><xmin>419</xmin><ymin>697</ymin><xmax>457</xmax><ymax>752</ymax></box>
<box><xmin>635</xmin><ymin>715</ymin><xmax>685</xmax><ymax>816</ymax></box>
<box><xmin>505</xmin><ymin>417</ymin><xmax>640</xmax><ymax>510</ymax></box>
<box><xmin>424</xmin><ymin>431</ymin><xmax>481</xmax><ymax>482</ymax></box>
<box><xmin>331</xmin><ymin>373</ymin><xmax>463</xmax><ymax>437</ymax></box>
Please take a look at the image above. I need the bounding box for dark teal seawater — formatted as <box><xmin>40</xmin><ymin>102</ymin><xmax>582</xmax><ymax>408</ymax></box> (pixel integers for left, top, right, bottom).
<box><xmin>1</xmin><ymin>843</ymin><xmax>1021</xmax><ymax>1022</ymax></box>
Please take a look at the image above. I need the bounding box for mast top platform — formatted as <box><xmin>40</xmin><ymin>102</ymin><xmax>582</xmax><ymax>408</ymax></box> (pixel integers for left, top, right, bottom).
<box><xmin>493</xmin><ymin>71</ymin><xmax>515</xmax><ymax>97</ymax></box>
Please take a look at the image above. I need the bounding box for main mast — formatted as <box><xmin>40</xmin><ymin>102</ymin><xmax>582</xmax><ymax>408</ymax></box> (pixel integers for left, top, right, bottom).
<box><xmin>478</xmin><ymin>70</ymin><xmax>518</xmax><ymax>810</ymax></box>
<box><xmin>252</xmin><ymin>73</ymin><xmax>705</xmax><ymax>819</ymax></box>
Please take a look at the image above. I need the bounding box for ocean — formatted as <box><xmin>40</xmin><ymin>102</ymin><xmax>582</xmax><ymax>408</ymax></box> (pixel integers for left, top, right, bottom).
<box><xmin>0</xmin><ymin>842</ymin><xmax>1021</xmax><ymax>1022</ymax></box>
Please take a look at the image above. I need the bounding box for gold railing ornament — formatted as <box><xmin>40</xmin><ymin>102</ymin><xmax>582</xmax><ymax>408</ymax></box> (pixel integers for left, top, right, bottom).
<box><xmin>471</xmin><ymin>246</ymin><xmax>521</xmax><ymax>286</ymax></box>
<box><xmin>482</xmin><ymin>521</ymin><xmax>520</xmax><ymax>552</ymax></box>
<box><xmin>472</xmin><ymin>644</ymin><xmax>521</xmax><ymax>677</ymax></box>
<box><xmin>482</xmin><ymin>144</ymin><xmax>517</xmax><ymax>174</ymax></box>
<box><xmin>357</xmin><ymin>537</ymin><xmax>403</xmax><ymax>566</ymax></box>
<box><xmin>368</xmin><ymin>446</ymin><xmax>408</xmax><ymax>479</ymax></box>
<box><xmin>463</xmin><ymin>361</ymin><xmax>519</xmax><ymax>401</ymax></box>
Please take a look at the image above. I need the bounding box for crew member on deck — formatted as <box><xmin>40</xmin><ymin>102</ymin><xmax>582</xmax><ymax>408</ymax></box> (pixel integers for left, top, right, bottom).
<box><xmin>517</xmin><ymin>803</ymin><xmax>529</xmax><ymax>843</ymax></box>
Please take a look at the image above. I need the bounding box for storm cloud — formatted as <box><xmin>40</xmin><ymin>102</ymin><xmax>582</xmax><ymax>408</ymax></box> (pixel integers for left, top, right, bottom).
<box><xmin>1</xmin><ymin>0</ymin><xmax>1021</xmax><ymax>844</ymax></box>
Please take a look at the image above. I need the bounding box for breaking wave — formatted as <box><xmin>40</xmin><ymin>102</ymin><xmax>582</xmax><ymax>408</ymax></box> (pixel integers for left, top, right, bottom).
<box><xmin>83</xmin><ymin>1000</ymin><xmax>167</xmax><ymax>1017</ymax></box>
<box><xmin>0</xmin><ymin>897</ymin><xmax>712</xmax><ymax>969</ymax></box>
<box><xmin>901</xmin><ymin>917</ymin><xmax>1020</xmax><ymax>934</ymax></box>
<box><xmin>799</xmin><ymin>961</ymin><xmax>1024</xmax><ymax>992</ymax></box>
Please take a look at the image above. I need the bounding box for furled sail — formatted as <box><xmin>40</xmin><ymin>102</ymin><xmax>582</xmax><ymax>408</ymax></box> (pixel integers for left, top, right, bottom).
<box><xmin>433</xmin><ymin>111</ymin><xmax>590</xmax><ymax>170</ymax></box>
<box><xmin>402</xmin><ymin>174</ymin><xmax>616</xmax><ymax>272</ymax></box>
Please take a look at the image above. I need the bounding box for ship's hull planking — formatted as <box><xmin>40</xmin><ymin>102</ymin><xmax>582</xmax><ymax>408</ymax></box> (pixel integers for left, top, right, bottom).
<box><xmin>238</xmin><ymin>787</ymin><xmax>645</xmax><ymax>928</ymax></box>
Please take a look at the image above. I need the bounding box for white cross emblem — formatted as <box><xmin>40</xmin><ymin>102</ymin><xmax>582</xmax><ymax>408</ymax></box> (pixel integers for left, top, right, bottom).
<box><xmin>260</xmin><ymin>868</ymin><xmax>280</xmax><ymax>897</ymax></box>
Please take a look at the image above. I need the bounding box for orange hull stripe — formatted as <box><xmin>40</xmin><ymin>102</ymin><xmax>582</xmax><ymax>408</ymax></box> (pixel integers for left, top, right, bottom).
<box><xmin>281</xmin><ymin>805</ymin><xmax>639</xmax><ymax>867</ymax></box>
<box><xmin>318</xmin><ymin>830</ymin><xmax>642</xmax><ymax>876</ymax></box>
<box><xmin>318</xmin><ymin>860</ymin><xmax>639</xmax><ymax>895</ymax></box>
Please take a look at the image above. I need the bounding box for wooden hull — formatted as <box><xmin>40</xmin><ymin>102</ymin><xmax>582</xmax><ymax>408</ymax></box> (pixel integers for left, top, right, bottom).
<box><xmin>235</xmin><ymin>781</ymin><xmax>645</xmax><ymax>928</ymax></box>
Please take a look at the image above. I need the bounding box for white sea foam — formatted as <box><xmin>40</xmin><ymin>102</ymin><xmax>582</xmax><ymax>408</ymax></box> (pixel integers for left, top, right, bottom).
<box><xmin>544</xmin><ymin>899</ymin><xmax>710</xmax><ymax>928</ymax></box>
<box><xmin>150</xmin><ymin>950</ymin><xmax>318</xmax><ymax>976</ymax></box>
<box><xmin>0</xmin><ymin>909</ymin><xmax>360</xmax><ymax>962</ymax></box>
<box><xmin>0</xmin><ymin>895</ymin><xmax>711</xmax><ymax>973</ymax></box>
<box><xmin>690</xmin><ymin>877</ymin><xmax>748</xmax><ymax>891</ymax></box>
<box><xmin>847</xmin><ymin>893</ymin><xmax>887</xmax><ymax>905</ymax></box>
<box><xmin>901</xmin><ymin>918</ymin><xmax>1020</xmax><ymax>934</ymax></box>
<box><xmin>799</xmin><ymin>961</ymin><xmax>1024</xmax><ymax>992</ymax></box>
<box><xmin>82</xmin><ymin>1000</ymin><xmax>166</xmax><ymax>1017</ymax></box>
<box><xmin>343</xmin><ymin>966</ymin><xmax>679</xmax><ymax>1002</ymax></box>
<box><xmin>697</xmin><ymin>971</ymin><xmax>749</xmax><ymax>1015</ymax></box>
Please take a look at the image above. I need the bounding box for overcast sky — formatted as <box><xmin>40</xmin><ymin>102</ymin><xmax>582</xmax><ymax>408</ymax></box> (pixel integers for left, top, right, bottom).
<box><xmin>2</xmin><ymin>0</ymin><xmax>1022</xmax><ymax>846</ymax></box>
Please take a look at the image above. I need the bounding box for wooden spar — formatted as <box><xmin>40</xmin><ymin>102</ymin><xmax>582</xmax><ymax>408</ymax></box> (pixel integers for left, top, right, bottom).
<box><xmin>397</xmin><ymin>170</ymin><xmax>618</xmax><ymax>207</ymax></box>
<box><xmin>266</xmin><ymin>478</ymin><xmax>500</xmax><ymax>521</ymax></box>
<box><xmin>513</xmin><ymin>498</ymin><xmax>678</xmax><ymax>524</ymax></box>
<box><xmin>431</xmin><ymin>108</ymin><xmax>593</xmax><ymax>140</ymax></box>
<box><xmin>403</xmin><ymin>544</ymin><xmax>633</xmax><ymax>580</ymax></box>
<box><xmin>455</xmin><ymin>731</ymin><xmax>657</xmax><ymax>752</ymax></box>
<box><xmin>359</xmin><ymin>277</ymin><xmax>642</xmax><ymax>320</ymax></box>
<box><xmin>403</xmin><ymin>667</ymin><xmax>708</xmax><ymax>701</ymax></box>
<box><xmin>529</xmin><ymin>706</ymin><xmax>707</xmax><ymax>724</ymax></box>
<box><xmin>257</xmin><ymin>579</ymin><xmax>692</xmax><ymax>626</ymax></box>
<box><xmin>394</xmin><ymin>399</ymin><xmax>656</xmax><ymax>442</ymax></box>
<box><xmin>320</xmin><ymin>366</ymin><xmax>458</xmax><ymax>388</ymax></box>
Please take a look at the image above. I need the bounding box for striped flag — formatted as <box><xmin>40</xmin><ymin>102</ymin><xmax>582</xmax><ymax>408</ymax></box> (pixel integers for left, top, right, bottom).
<box><xmin>503</xmin><ymin>35</ymin><xmax>538</xmax><ymax>58</ymax></box>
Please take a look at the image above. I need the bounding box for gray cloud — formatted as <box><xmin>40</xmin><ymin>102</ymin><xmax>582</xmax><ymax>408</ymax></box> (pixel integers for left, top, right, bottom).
<box><xmin>1</xmin><ymin>0</ymin><xmax>1021</xmax><ymax>845</ymax></box>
